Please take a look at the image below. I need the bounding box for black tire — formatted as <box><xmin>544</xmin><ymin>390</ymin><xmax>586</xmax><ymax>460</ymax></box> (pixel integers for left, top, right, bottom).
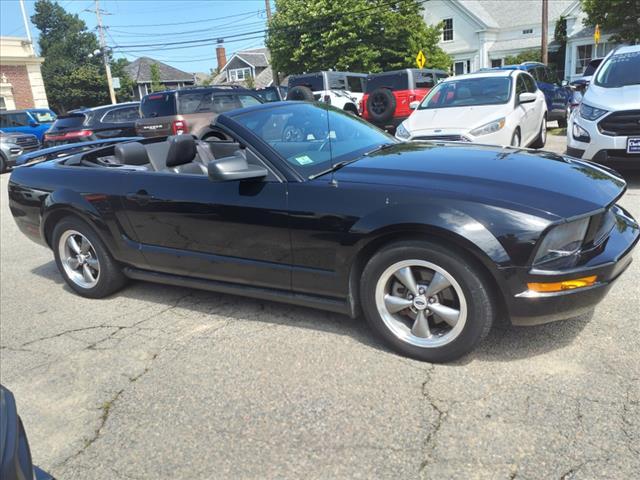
<box><xmin>286</xmin><ymin>86</ymin><xmax>315</xmax><ymax>102</ymax></box>
<box><xmin>510</xmin><ymin>128</ymin><xmax>521</xmax><ymax>147</ymax></box>
<box><xmin>366</xmin><ymin>88</ymin><xmax>396</xmax><ymax>124</ymax></box>
<box><xmin>557</xmin><ymin>114</ymin><xmax>567</xmax><ymax>129</ymax></box>
<box><xmin>530</xmin><ymin>114</ymin><xmax>547</xmax><ymax>149</ymax></box>
<box><xmin>0</xmin><ymin>153</ymin><xmax>6</xmax><ymax>174</ymax></box>
<box><xmin>360</xmin><ymin>241</ymin><xmax>495</xmax><ymax>363</ymax></box>
<box><xmin>343</xmin><ymin>104</ymin><xmax>358</xmax><ymax>116</ymax></box>
<box><xmin>52</xmin><ymin>217</ymin><xmax>127</xmax><ymax>299</ymax></box>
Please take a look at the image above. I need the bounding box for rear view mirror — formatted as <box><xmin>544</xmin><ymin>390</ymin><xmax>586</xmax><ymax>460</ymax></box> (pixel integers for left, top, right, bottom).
<box><xmin>208</xmin><ymin>155</ymin><xmax>268</xmax><ymax>182</ymax></box>
<box><xmin>518</xmin><ymin>92</ymin><xmax>536</xmax><ymax>104</ymax></box>
<box><xmin>409</xmin><ymin>101</ymin><xmax>420</xmax><ymax>110</ymax></box>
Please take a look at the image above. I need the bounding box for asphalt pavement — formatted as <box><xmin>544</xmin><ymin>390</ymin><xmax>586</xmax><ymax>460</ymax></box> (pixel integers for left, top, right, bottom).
<box><xmin>1</xmin><ymin>137</ymin><xmax>638</xmax><ymax>479</ymax></box>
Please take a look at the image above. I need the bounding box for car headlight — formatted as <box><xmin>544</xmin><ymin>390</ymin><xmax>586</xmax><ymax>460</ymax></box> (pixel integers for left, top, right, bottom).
<box><xmin>395</xmin><ymin>121</ymin><xmax>411</xmax><ymax>140</ymax></box>
<box><xmin>469</xmin><ymin>118</ymin><xmax>505</xmax><ymax>137</ymax></box>
<box><xmin>579</xmin><ymin>103</ymin><xmax>607</xmax><ymax>121</ymax></box>
<box><xmin>572</xmin><ymin>123</ymin><xmax>590</xmax><ymax>143</ymax></box>
<box><xmin>533</xmin><ymin>217</ymin><xmax>590</xmax><ymax>269</ymax></box>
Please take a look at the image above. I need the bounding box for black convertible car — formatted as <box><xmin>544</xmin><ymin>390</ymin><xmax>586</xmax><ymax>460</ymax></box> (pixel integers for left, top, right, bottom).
<box><xmin>8</xmin><ymin>102</ymin><xmax>639</xmax><ymax>362</ymax></box>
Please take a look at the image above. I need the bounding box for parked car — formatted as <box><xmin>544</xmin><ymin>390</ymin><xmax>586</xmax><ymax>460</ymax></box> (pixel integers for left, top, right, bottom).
<box><xmin>567</xmin><ymin>45</ymin><xmax>640</xmax><ymax>167</ymax></box>
<box><xmin>136</xmin><ymin>86</ymin><xmax>263</xmax><ymax>140</ymax></box>
<box><xmin>396</xmin><ymin>70</ymin><xmax>547</xmax><ymax>148</ymax></box>
<box><xmin>286</xmin><ymin>71</ymin><xmax>366</xmax><ymax>115</ymax></box>
<box><xmin>0</xmin><ymin>385</ymin><xmax>54</xmax><ymax>480</ymax></box>
<box><xmin>9</xmin><ymin>102</ymin><xmax>639</xmax><ymax>362</ymax></box>
<box><xmin>253</xmin><ymin>86</ymin><xmax>288</xmax><ymax>103</ymax></box>
<box><xmin>0</xmin><ymin>130</ymin><xmax>39</xmax><ymax>172</ymax></box>
<box><xmin>496</xmin><ymin>61</ymin><xmax>572</xmax><ymax>127</ymax></box>
<box><xmin>570</xmin><ymin>58</ymin><xmax>604</xmax><ymax>91</ymax></box>
<box><xmin>361</xmin><ymin>69</ymin><xmax>449</xmax><ymax>131</ymax></box>
<box><xmin>43</xmin><ymin>102</ymin><xmax>140</xmax><ymax>147</ymax></box>
<box><xmin>0</xmin><ymin>108</ymin><xmax>56</xmax><ymax>141</ymax></box>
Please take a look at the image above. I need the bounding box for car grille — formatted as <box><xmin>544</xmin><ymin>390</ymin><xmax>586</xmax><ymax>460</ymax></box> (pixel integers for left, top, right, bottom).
<box><xmin>14</xmin><ymin>136</ymin><xmax>39</xmax><ymax>148</ymax></box>
<box><xmin>413</xmin><ymin>135</ymin><xmax>469</xmax><ymax>142</ymax></box>
<box><xmin>598</xmin><ymin>110</ymin><xmax>640</xmax><ymax>136</ymax></box>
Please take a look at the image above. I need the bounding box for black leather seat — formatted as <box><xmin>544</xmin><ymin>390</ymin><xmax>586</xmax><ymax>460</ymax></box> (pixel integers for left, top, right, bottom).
<box><xmin>164</xmin><ymin>135</ymin><xmax>207</xmax><ymax>175</ymax></box>
<box><xmin>114</xmin><ymin>142</ymin><xmax>150</xmax><ymax>166</ymax></box>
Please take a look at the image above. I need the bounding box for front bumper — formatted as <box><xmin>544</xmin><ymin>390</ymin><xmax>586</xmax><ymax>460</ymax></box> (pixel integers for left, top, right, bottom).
<box><xmin>1</xmin><ymin>145</ymin><xmax>39</xmax><ymax>169</ymax></box>
<box><xmin>503</xmin><ymin>205</ymin><xmax>639</xmax><ymax>326</ymax></box>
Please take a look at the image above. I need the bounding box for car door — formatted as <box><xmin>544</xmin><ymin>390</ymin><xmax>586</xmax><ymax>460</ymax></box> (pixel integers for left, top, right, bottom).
<box><xmin>522</xmin><ymin>73</ymin><xmax>543</xmax><ymax>142</ymax></box>
<box><xmin>1</xmin><ymin>112</ymin><xmax>32</xmax><ymax>135</ymax></box>
<box><xmin>96</xmin><ymin>105</ymin><xmax>140</xmax><ymax>138</ymax></box>
<box><xmin>120</xmin><ymin>144</ymin><xmax>291</xmax><ymax>290</ymax></box>
<box><xmin>514</xmin><ymin>74</ymin><xmax>534</xmax><ymax>141</ymax></box>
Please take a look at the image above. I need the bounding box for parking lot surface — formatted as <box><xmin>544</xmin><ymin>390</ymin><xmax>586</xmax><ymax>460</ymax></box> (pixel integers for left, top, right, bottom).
<box><xmin>1</xmin><ymin>157</ymin><xmax>639</xmax><ymax>479</ymax></box>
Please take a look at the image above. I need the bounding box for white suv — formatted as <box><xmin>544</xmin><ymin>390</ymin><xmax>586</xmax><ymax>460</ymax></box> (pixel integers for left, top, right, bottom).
<box><xmin>286</xmin><ymin>71</ymin><xmax>366</xmax><ymax>114</ymax></box>
<box><xmin>567</xmin><ymin>45</ymin><xmax>640</xmax><ymax>167</ymax></box>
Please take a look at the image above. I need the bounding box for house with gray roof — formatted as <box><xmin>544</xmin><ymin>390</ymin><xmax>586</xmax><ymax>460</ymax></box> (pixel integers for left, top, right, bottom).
<box><xmin>124</xmin><ymin>57</ymin><xmax>195</xmax><ymax>100</ymax></box>
<box><xmin>212</xmin><ymin>47</ymin><xmax>276</xmax><ymax>88</ymax></box>
<box><xmin>423</xmin><ymin>0</ymin><xmax>594</xmax><ymax>77</ymax></box>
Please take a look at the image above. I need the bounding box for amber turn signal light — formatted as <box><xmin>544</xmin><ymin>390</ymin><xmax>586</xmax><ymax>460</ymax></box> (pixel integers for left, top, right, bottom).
<box><xmin>527</xmin><ymin>275</ymin><xmax>597</xmax><ymax>293</ymax></box>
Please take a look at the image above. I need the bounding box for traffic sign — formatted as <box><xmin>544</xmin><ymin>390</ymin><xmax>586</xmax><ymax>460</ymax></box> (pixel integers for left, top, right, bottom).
<box><xmin>594</xmin><ymin>24</ymin><xmax>601</xmax><ymax>44</ymax></box>
<box><xmin>416</xmin><ymin>50</ymin><xmax>426</xmax><ymax>69</ymax></box>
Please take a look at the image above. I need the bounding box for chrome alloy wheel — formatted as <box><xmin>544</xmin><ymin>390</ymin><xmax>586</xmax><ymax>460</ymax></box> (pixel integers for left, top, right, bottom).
<box><xmin>58</xmin><ymin>230</ymin><xmax>100</xmax><ymax>289</ymax></box>
<box><xmin>374</xmin><ymin>260</ymin><xmax>467</xmax><ymax>348</ymax></box>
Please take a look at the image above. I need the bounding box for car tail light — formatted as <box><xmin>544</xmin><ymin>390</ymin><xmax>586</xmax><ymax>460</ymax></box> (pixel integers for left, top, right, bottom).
<box><xmin>323</xmin><ymin>95</ymin><xmax>331</xmax><ymax>105</ymax></box>
<box><xmin>172</xmin><ymin>120</ymin><xmax>187</xmax><ymax>135</ymax></box>
<box><xmin>408</xmin><ymin>94</ymin><xmax>416</xmax><ymax>103</ymax></box>
<box><xmin>44</xmin><ymin>130</ymin><xmax>93</xmax><ymax>141</ymax></box>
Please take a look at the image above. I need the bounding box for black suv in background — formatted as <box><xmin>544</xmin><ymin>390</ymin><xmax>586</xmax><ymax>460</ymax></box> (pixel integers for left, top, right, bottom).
<box><xmin>135</xmin><ymin>86</ymin><xmax>264</xmax><ymax>140</ymax></box>
<box><xmin>43</xmin><ymin>102</ymin><xmax>140</xmax><ymax>147</ymax></box>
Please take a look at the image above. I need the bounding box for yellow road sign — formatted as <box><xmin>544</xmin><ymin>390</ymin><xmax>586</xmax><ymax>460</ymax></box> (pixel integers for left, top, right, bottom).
<box><xmin>594</xmin><ymin>24</ymin><xmax>601</xmax><ymax>44</ymax></box>
<box><xmin>416</xmin><ymin>50</ymin><xmax>426</xmax><ymax>69</ymax></box>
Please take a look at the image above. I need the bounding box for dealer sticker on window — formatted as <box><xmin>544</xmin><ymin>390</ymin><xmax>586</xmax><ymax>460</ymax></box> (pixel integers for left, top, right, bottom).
<box><xmin>628</xmin><ymin>137</ymin><xmax>640</xmax><ymax>154</ymax></box>
<box><xmin>295</xmin><ymin>155</ymin><xmax>314</xmax><ymax>165</ymax></box>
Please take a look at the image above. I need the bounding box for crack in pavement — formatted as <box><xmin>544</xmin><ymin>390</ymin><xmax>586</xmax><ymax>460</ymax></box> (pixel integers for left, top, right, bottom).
<box><xmin>419</xmin><ymin>365</ymin><xmax>447</xmax><ymax>476</ymax></box>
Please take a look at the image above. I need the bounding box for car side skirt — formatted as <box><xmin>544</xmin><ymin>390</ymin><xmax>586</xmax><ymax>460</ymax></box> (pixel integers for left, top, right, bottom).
<box><xmin>122</xmin><ymin>267</ymin><xmax>354</xmax><ymax>317</ymax></box>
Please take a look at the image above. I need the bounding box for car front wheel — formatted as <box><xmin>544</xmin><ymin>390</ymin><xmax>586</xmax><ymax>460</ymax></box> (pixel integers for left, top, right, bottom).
<box><xmin>360</xmin><ymin>241</ymin><xmax>495</xmax><ymax>362</ymax></box>
<box><xmin>52</xmin><ymin>217</ymin><xmax>127</xmax><ymax>298</ymax></box>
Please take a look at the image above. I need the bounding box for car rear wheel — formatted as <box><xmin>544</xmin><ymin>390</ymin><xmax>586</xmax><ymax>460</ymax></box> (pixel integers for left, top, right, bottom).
<box><xmin>360</xmin><ymin>241</ymin><xmax>495</xmax><ymax>362</ymax></box>
<box><xmin>286</xmin><ymin>86</ymin><xmax>315</xmax><ymax>102</ymax></box>
<box><xmin>52</xmin><ymin>217</ymin><xmax>127</xmax><ymax>298</ymax></box>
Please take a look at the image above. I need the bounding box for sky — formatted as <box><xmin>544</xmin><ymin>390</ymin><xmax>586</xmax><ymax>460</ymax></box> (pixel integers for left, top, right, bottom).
<box><xmin>0</xmin><ymin>0</ymin><xmax>270</xmax><ymax>74</ymax></box>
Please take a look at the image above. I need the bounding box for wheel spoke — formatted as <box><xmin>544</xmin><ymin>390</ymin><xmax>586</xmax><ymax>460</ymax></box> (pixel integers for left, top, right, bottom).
<box><xmin>429</xmin><ymin>303</ymin><xmax>460</xmax><ymax>327</ymax></box>
<box><xmin>384</xmin><ymin>294</ymin><xmax>413</xmax><ymax>314</ymax></box>
<box><xmin>85</xmin><ymin>257</ymin><xmax>99</xmax><ymax>269</ymax></box>
<box><xmin>411</xmin><ymin>311</ymin><xmax>431</xmax><ymax>338</ymax></box>
<box><xmin>67</xmin><ymin>236</ymin><xmax>81</xmax><ymax>254</ymax></box>
<box><xmin>80</xmin><ymin>237</ymin><xmax>91</xmax><ymax>253</ymax></box>
<box><xmin>394</xmin><ymin>267</ymin><xmax>419</xmax><ymax>296</ymax></box>
<box><xmin>425</xmin><ymin>272</ymin><xmax>451</xmax><ymax>297</ymax></box>
<box><xmin>66</xmin><ymin>257</ymin><xmax>80</xmax><ymax>270</ymax></box>
<box><xmin>82</xmin><ymin>264</ymin><xmax>95</xmax><ymax>283</ymax></box>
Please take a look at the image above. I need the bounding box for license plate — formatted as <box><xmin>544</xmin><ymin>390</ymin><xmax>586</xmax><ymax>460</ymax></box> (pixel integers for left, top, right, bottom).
<box><xmin>627</xmin><ymin>137</ymin><xmax>640</xmax><ymax>154</ymax></box>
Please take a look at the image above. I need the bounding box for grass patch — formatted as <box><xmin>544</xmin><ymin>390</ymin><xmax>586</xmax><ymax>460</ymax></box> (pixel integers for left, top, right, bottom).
<box><xmin>548</xmin><ymin>127</ymin><xmax>566</xmax><ymax>136</ymax></box>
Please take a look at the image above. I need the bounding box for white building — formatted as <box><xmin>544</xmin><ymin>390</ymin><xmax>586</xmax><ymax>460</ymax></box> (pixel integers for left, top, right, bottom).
<box><xmin>423</xmin><ymin>0</ymin><xmax>616</xmax><ymax>80</ymax></box>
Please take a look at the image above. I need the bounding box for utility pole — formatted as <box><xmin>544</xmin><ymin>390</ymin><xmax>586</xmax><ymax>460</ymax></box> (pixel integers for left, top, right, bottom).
<box><xmin>19</xmin><ymin>0</ymin><xmax>32</xmax><ymax>43</ymax></box>
<box><xmin>94</xmin><ymin>0</ymin><xmax>116</xmax><ymax>104</ymax></box>
<box><xmin>264</xmin><ymin>0</ymin><xmax>281</xmax><ymax>86</ymax></box>
<box><xmin>541</xmin><ymin>0</ymin><xmax>548</xmax><ymax>64</ymax></box>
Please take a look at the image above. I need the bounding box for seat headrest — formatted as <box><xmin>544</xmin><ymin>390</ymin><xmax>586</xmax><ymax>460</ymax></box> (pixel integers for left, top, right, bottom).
<box><xmin>166</xmin><ymin>135</ymin><xmax>197</xmax><ymax>167</ymax></box>
<box><xmin>114</xmin><ymin>142</ymin><xmax>149</xmax><ymax>166</ymax></box>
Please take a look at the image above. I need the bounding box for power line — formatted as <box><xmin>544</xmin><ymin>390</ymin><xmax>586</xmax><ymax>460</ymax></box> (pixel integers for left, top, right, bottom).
<box><xmin>108</xmin><ymin>9</ymin><xmax>266</xmax><ymax>28</ymax></box>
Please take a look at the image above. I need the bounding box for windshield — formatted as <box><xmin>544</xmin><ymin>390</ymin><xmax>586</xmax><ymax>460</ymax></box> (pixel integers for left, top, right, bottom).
<box><xmin>140</xmin><ymin>93</ymin><xmax>176</xmax><ymax>118</ymax></box>
<box><xmin>594</xmin><ymin>51</ymin><xmax>640</xmax><ymax>87</ymax></box>
<box><xmin>30</xmin><ymin>109</ymin><xmax>56</xmax><ymax>123</ymax></box>
<box><xmin>230</xmin><ymin>102</ymin><xmax>395</xmax><ymax>178</ymax></box>
<box><xmin>418</xmin><ymin>76</ymin><xmax>512</xmax><ymax>109</ymax></box>
<box><xmin>366</xmin><ymin>72</ymin><xmax>408</xmax><ymax>92</ymax></box>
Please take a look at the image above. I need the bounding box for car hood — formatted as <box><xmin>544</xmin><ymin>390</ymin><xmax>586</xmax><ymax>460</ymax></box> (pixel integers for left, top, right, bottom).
<box><xmin>405</xmin><ymin>105</ymin><xmax>507</xmax><ymax>134</ymax></box>
<box><xmin>334</xmin><ymin>143</ymin><xmax>626</xmax><ymax>220</ymax></box>
<box><xmin>583</xmin><ymin>83</ymin><xmax>640</xmax><ymax>111</ymax></box>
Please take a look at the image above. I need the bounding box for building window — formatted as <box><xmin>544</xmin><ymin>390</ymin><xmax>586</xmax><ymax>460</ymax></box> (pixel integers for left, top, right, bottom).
<box><xmin>228</xmin><ymin>67</ymin><xmax>252</xmax><ymax>82</ymax></box>
<box><xmin>442</xmin><ymin>18</ymin><xmax>453</xmax><ymax>42</ymax></box>
<box><xmin>575</xmin><ymin>43</ymin><xmax>614</xmax><ymax>74</ymax></box>
<box><xmin>491</xmin><ymin>58</ymin><xmax>503</xmax><ymax>68</ymax></box>
<box><xmin>522</xmin><ymin>28</ymin><xmax>533</xmax><ymax>35</ymax></box>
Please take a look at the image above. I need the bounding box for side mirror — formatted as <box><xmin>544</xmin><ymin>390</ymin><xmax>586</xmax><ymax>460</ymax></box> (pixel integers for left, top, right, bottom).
<box><xmin>208</xmin><ymin>155</ymin><xmax>268</xmax><ymax>182</ymax></box>
<box><xmin>561</xmin><ymin>80</ymin><xmax>569</xmax><ymax>87</ymax></box>
<box><xmin>409</xmin><ymin>101</ymin><xmax>420</xmax><ymax>110</ymax></box>
<box><xmin>29</xmin><ymin>121</ymin><xmax>39</xmax><ymax>127</ymax></box>
<box><xmin>518</xmin><ymin>92</ymin><xmax>537</xmax><ymax>104</ymax></box>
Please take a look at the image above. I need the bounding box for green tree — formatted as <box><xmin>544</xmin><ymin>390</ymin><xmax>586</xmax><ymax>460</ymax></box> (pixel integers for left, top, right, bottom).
<box><xmin>150</xmin><ymin>63</ymin><xmax>162</xmax><ymax>92</ymax></box>
<box><xmin>266</xmin><ymin>0</ymin><xmax>450</xmax><ymax>76</ymax></box>
<box><xmin>110</xmin><ymin>58</ymin><xmax>135</xmax><ymax>102</ymax></box>
<box><xmin>504</xmin><ymin>49</ymin><xmax>542</xmax><ymax>65</ymax></box>
<box><xmin>581</xmin><ymin>0</ymin><xmax>640</xmax><ymax>44</ymax></box>
<box><xmin>31</xmin><ymin>0</ymin><xmax>109</xmax><ymax>112</ymax></box>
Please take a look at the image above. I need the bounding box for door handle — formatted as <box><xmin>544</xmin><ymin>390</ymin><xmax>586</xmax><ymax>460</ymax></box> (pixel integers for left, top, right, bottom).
<box><xmin>126</xmin><ymin>190</ymin><xmax>154</xmax><ymax>205</ymax></box>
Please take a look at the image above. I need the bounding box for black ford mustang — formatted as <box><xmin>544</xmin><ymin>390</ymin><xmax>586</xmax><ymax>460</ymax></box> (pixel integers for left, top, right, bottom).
<box><xmin>8</xmin><ymin>102</ymin><xmax>639</xmax><ymax>362</ymax></box>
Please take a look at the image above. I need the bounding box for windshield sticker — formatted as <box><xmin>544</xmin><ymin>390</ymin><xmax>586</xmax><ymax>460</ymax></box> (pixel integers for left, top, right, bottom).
<box><xmin>295</xmin><ymin>155</ymin><xmax>314</xmax><ymax>165</ymax></box>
